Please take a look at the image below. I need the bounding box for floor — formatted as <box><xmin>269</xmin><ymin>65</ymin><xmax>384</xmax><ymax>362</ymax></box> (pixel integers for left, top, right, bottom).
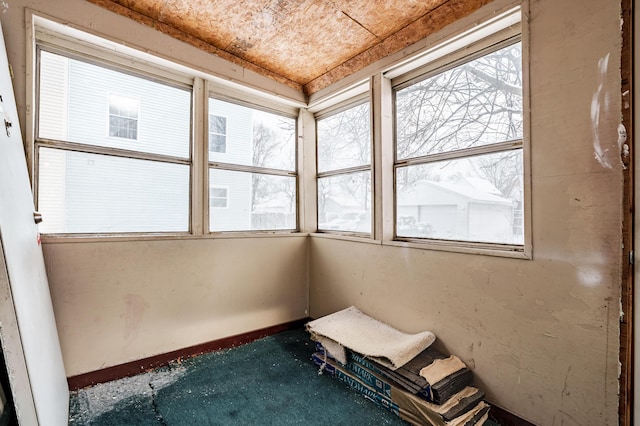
<box><xmin>68</xmin><ymin>328</ymin><xmax>409</xmax><ymax>425</ymax></box>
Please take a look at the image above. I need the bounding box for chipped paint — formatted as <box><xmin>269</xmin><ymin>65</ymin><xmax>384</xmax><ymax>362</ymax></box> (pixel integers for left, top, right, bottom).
<box><xmin>591</xmin><ymin>53</ymin><xmax>614</xmax><ymax>169</ymax></box>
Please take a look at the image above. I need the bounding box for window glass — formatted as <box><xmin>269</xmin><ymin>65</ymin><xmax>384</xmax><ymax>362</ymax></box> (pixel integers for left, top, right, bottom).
<box><xmin>38</xmin><ymin>148</ymin><xmax>189</xmax><ymax>233</ymax></box>
<box><xmin>396</xmin><ymin>43</ymin><xmax>522</xmax><ymax>160</ymax></box>
<box><xmin>38</xmin><ymin>50</ymin><xmax>191</xmax><ymax>158</ymax></box>
<box><xmin>36</xmin><ymin>49</ymin><xmax>192</xmax><ymax>235</ymax></box>
<box><xmin>209</xmin><ymin>169</ymin><xmax>296</xmax><ymax>232</ymax></box>
<box><xmin>208</xmin><ymin>98</ymin><xmax>296</xmax><ymax>171</ymax></box>
<box><xmin>318</xmin><ymin>171</ymin><xmax>371</xmax><ymax>234</ymax></box>
<box><xmin>317</xmin><ymin>102</ymin><xmax>370</xmax><ymax>173</ymax></box>
<box><xmin>396</xmin><ymin>150</ymin><xmax>523</xmax><ymax>244</ymax></box>
<box><xmin>207</xmin><ymin>97</ymin><xmax>297</xmax><ymax>232</ymax></box>
<box><xmin>316</xmin><ymin>101</ymin><xmax>372</xmax><ymax>235</ymax></box>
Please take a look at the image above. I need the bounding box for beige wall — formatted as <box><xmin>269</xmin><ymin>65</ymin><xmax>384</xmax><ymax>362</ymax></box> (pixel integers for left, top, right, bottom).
<box><xmin>310</xmin><ymin>1</ymin><xmax>623</xmax><ymax>425</ymax></box>
<box><xmin>44</xmin><ymin>237</ymin><xmax>308</xmax><ymax>376</ymax></box>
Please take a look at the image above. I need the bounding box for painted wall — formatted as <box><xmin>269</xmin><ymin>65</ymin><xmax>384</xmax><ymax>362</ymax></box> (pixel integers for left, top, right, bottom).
<box><xmin>310</xmin><ymin>1</ymin><xmax>623</xmax><ymax>425</ymax></box>
<box><xmin>43</xmin><ymin>236</ymin><xmax>308</xmax><ymax>376</ymax></box>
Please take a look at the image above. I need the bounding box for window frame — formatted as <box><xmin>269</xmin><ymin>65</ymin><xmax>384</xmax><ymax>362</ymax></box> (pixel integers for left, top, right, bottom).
<box><xmin>206</xmin><ymin>94</ymin><xmax>299</xmax><ymax>234</ymax></box>
<box><xmin>107</xmin><ymin>92</ymin><xmax>140</xmax><ymax>141</ymax></box>
<box><xmin>30</xmin><ymin>16</ymin><xmax>305</xmax><ymax>241</ymax></box>
<box><xmin>34</xmin><ymin>44</ymin><xmax>195</xmax><ymax>236</ymax></box>
<box><xmin>388</xmin><ymin>32</ymin><xmax>530</xmax><ymax>258</ymax></box>
<box><xmin>315</xmin><ymin>94</ymin><xmax>373</xmax><ymax>237</ymax></box>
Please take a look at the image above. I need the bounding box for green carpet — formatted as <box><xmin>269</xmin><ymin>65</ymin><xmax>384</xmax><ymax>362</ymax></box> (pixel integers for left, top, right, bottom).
<box><xmin>69</xmin><ymin>328</ymin><xmax>408</xmax><ymax>425</ymax></box>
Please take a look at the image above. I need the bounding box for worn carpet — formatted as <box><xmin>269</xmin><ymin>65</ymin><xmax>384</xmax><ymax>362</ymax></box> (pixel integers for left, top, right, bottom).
<box><xmin>68</xmin><ymin>328</ymin><xmax>410</xmax><ymax>425</ymax></box>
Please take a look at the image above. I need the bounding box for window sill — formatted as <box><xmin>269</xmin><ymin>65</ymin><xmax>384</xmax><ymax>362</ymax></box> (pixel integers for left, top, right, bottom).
<box><xmin>40</xmin><ymin>231</ymin><xmax>309</xmax><ymax>244</ymax></box>
<box><xmin>385</xmin><ymin>238</ymin><xmax>531</xmax><ymax>259</ymax></box>
<box><xmin>310</xmin><ymin>232</ymin><xmax>381</xmax><ymax>246</ymax></box>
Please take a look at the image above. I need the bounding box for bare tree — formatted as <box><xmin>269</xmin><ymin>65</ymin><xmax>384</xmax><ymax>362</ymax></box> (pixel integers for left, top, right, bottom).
<box><xmin>395</xmin><ymin>43</ymin><xmax>523</xmax><ymax>196</ymax></box>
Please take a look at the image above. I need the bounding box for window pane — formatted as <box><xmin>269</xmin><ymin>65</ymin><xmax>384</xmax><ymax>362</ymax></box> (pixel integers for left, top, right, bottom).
<box><xmin>396</xmin><ymin>43</ymin><xmax>522</xmax><ymax>160</ymax></box>
<box><xmin>317</xmin><ymin>102</ymin><xmax>370</xmax><ymax>173</ymax></box>
<box><xmin>38</xmin><ymin>148</ymin><xmax>189</xmax><ymax>233</ymax></box>
<box><xmin>396</xmin><ymin>150</ymin><xmax>523</xmax><ymax>244</ymax></box>
<box><xmin>318</xmin><ymin>171</ymin><xmax>371</xmax><ymax>234</ymax></box>
<box><xmin>209</xmin><ymin>169</ymin><xmax>296</xmax><ymax>231</ymax></box>
<box><xmin>208</xmin><ymin>98</ymin><xmax>296</xmax><ymax>171</ymax></box>
<box><xmin>38</xmin><ymin>50</ymin><xmax>191</xmax><ymax>158</ymax></box>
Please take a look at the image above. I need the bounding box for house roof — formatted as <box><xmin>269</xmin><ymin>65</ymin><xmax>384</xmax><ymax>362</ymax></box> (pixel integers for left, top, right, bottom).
<box><xmin>398</xmin><ymin>177</ymin><xmax>513</xmax><ymax>206</ymax></box>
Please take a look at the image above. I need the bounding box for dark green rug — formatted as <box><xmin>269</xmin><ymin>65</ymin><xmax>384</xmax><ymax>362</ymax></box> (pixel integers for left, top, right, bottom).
<box><xmin>69</xmin><ymin>328</ymin><xmax>408</xmax><ymax>425</ymax></box>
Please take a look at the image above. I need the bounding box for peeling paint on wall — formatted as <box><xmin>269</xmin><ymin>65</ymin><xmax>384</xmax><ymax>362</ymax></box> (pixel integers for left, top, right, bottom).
<box><xmin>591</xmin><ymin>53</ymin><xmax>614</xmax><ymax>169</ymax></box>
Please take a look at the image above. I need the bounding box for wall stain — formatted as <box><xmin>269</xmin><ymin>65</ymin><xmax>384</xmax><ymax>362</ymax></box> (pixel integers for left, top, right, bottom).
<box><xmin>124</xmin><ymin>293</ymin><xmax>149</xmax><ymax>340</ymax></box>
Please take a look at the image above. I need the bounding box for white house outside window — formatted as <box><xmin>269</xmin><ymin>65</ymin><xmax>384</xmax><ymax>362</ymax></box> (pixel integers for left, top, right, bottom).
<box><xmin>394</xmin><ymin>39</ymin><xmax>524</xmax><ymax>247</ymax></box>
<box><xmin>36</xmin><ymin>49</ymin><xmax>192</xmax><ymax>234</ymax></box>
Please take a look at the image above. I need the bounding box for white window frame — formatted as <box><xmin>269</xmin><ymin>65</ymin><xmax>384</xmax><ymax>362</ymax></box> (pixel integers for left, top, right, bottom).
<box><xmin>30</xmin><ymin>15</ymin><xmax>304</xmax><ymax>241</ymax></box>
<box><xmin>34</xmin><ymin>45</ymin><xmax>194</xmax><ymax>236</ymax></box>
<box><xmin>108</xmin><ymin>93</ymin><xmax>139</xmax><ymax>141</ymax></box>
<box><xmin>207</xmin><ymin>94</ymin><xmax>299</xmax><ymax>234</ymax></box>
<box><xmin>315</xmin><ymin>94</ymin><xmax>373</xmax><ymax>237</ymax></box>
<box><xmin>383</xmin><ymin>8</ymin><xmax>531</xmax><ymax>259</ymax></box>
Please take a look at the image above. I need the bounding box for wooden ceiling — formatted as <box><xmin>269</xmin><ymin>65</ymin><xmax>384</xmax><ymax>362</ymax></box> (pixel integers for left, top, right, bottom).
<box><xmin>88</xmin><ymin>0</ymin><xmax>491</xmax><ymax>96</ymax></box>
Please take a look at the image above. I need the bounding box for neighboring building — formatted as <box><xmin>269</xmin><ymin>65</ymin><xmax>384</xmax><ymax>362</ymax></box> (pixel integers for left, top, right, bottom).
<box><xmin>397</xmin><ymin>176</ymin><xmax>520</xmax><ymax>244</ymax></box>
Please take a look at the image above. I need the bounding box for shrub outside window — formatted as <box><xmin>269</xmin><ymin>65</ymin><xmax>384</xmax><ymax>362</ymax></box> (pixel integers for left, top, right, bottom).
<box><xmin>394</xmin><ymin>40</ymin><xmax>524</xmax><ymax>246</ymax></box>
<box><xmin>316</xmin><ymin>101</ymin><xmax>371</xmax><ymax>234</ymax></box>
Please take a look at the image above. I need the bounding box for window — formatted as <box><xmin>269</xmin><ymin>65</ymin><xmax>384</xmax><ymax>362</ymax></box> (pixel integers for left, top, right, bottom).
<box><xmin>210</xmin><ymin>187</ymin><xmax>228</xmax><ymax>208</ymax></box>
<box><xmin>393</xmin><ymin>40</ymin><xmax>524</xmax><ymax>247</ymax></box>
<box><xmin>109</xmin><ymin>94</ymin><xmax>139</xmax><ymax>140</ymax></box>
<box><xmin>316</xmin><ymin>100</ymin><xmax>371</xmax><ymax>234</ymax></box>
<box><xmin>36</xmin><ymin>49</ymin><xmax>192</xmax><ymax>234</ymax></box>
<box><xmin>208</xmin><ymin>98</ymin><xmax>297</xmax><ymax>232</ymax></box>
<box><xmin>209</xmin><ymin>114</ymin><xmax>226</xmax><ymax>153</ymax></box>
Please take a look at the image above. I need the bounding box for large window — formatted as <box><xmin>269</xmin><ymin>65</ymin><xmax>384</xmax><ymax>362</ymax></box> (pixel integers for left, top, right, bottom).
<box><xmin>316</xmin><ymin>101</ymin><xmax>372</xmax><ymax>234</ymax></box>
<box><xmin>36</xmin><ymin>49</ymin><xmax>191</xmax><ymax>234</ymax></box>
<box><xmin>208</xmin><ymin>98</ymin><xmax>297</xmax><ymax>232</ymax></box>
<box><xmin>394</xmin><ymin>40</ymin><xmax>524</xmax><ymax>246</ymax></box>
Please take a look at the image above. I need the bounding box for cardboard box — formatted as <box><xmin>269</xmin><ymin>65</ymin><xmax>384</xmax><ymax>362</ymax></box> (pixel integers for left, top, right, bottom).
<box><xmin>312</xmin><ymin>352</ymin><xmax>489</xmax><ymax>426</ymax></box>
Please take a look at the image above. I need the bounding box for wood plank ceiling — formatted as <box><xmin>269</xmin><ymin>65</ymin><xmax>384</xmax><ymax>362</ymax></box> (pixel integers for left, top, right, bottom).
<box><xmin>87</xmin><ymin>0</ymin><xmax>492</xmax><ymax>96</ymax></box>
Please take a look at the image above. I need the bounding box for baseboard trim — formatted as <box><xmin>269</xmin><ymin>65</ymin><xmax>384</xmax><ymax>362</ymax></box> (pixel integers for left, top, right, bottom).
<box><xmin>489</xmin><ymin>404</ymin><xmax>536</xmax><ymax>426</ymax></box>
<box><xmin>67</xmin><ymin>318</ymin><xmax>309</xmax><ymax>391</ymax></box>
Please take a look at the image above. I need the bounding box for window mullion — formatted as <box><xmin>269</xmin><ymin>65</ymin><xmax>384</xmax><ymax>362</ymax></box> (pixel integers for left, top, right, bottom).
<box><xmin>317</xmin><ymin>164</ymin><xmax>371</xmax><ymax>179</ymax></box>
<box><xmin>396</xmin><ymin>139</ymin><xmax>523</xmax><ymax>167</ymax></box>
<box><xmin>35</xmin><ymin>138</ymin><xmax>191</xmax><ymax>166</ymax></box>
<box><xmin>192</xmin><ymin>77</ymin><xmax>206</xmax><ymax>236</ymax></box>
